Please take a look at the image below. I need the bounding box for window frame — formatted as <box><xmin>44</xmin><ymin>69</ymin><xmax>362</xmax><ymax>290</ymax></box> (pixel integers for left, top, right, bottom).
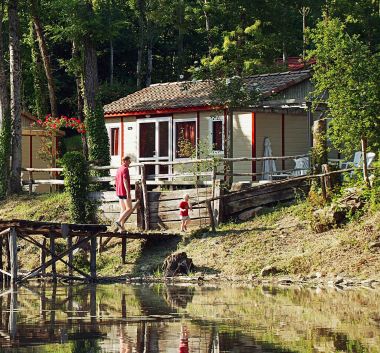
<box><xmin>208</xmin><ymin>116</ymin><xmax>224</xmax><ymax>154</ymax></box>
<box><xmin>110</xmin><ymin>127</ymin><xmax>120</xmax><ymax>156</ymax></box>
<box><xmin>173</xmin><ymin>118</ymin><xmax>198</xmax><ymax>160</ymax></box>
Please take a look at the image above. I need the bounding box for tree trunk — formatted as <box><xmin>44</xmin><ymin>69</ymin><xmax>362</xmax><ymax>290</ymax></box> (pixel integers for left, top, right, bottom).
<box><xmin>110</xmin><ymin>39</ymin><xmax>114</xmax><ymax>85</ymax></box>
<box><xmin>146</xmin><ymin>20</ymin><xmax>152</xmax><ymax>87</ymax></box>
<box><xmin>136</xmin><ymin>0</ymin><xmax>146</xmax><ymax>89</ymax></box>
<box><xmin>176</xmin><ymin>0</ymin><xmax>185</xmax><ymax>76</ymax></box>
<box><xmin>30</xmin><ymin>22</ymin><xmax>48</xmax><ymax>117</ymax></box>
<box><xmin>71</xmin><ymin>41</ymin><xmax>88</xmax><ymax>159</ymax></box>
<box><xmin>31</xmin><ymin>0</ymin><xmax>58</xmax><ymax>117</ymax></box>
<box><xmin>83</xmin><ymin>40</ymin><xmax>98</xmax><ymax>113</ymax></box>
<box><xmin>203</xmin><ymin>0</ymin><xmax>212</xmax><ymax>54</ymax></box>
<box><xmin>312</xmin><ymin>119</ymin><xmax>328</xmax><ymax>174</ymax></box>
<box><xmin>0</xmin><ymin>0</ymin><xmax>9</xmax><ymax>130</ymax></box>
<box><xmin>0</xmin><ymin>0</ymin><xmax>11</xmax><ymax>197</ymax></box>
<box><xmin>8</xmin><ymin>0</ymin><xmax>22</xmax><ymax>194</ymax></box>
<box><xmin>361</xmin><ymin>136</ymin><xmax>370</xmax><ymax>188</ymax></box>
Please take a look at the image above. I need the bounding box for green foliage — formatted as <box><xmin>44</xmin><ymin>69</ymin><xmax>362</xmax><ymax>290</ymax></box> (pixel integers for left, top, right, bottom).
<box><xmin>0</xmin><ymin>113</ymin><xmax>11</xmax><ymax>199</ymax></box>
<box><xmin>309</xmin><ymin>17</ymin><xmax>380</xmax><ymax>156</ymax></box>
<box><xmin>85</xmin><ymin>103</ymin><xmax>110</xmax><ymax>169</ymax></box>
<box><xmin>60</xmin><ymin>151</ymin><xmax>89</xmax><ymax>223</ymax></box>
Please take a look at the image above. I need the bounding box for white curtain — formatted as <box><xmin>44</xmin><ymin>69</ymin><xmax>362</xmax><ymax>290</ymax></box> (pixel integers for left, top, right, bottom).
<box><xmin>262</xmin><ymin>137</ymin><xmax>277</xmax><ymax>180</ymax></box>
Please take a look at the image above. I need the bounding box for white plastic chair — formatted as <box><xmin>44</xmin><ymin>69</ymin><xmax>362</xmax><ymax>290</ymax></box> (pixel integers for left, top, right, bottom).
<box><xmin>292</xmin><ymin>157</ymin><xmax>309</xmax><ymax>176</ymax></box>
<box><xmin>341</xmin><ymin>152</ymin><xmax>376</xmax><ymax>169</ymax></box>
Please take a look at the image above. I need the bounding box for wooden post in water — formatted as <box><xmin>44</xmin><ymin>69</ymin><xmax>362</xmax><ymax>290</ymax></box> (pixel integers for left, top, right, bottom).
<box><xmin>67</xmin><ymin>235</ymin><xmax>73</xmax><ymax>277</ymax></box>
<box><xmin>40</xmin><ymin>238</ymin><xmax>47</xmax><ymax>275</ymax></box>
<box><xmin>9</xmin><ymin>228</ymin><xmax>18</xmax><ymax>284</ymax></box>
<box><xmin>50</xmin><ymin>234</ymin><xmax>57</xmax><ymax>281</ymax></box>
<box><xmin>8</xmin><ymin>285</ymin><xmax>17</xmax><ymax>338</ymax></box>
<box><xmin>90</xmin><ymin>234</ymin><xmax>97</xmax><ymax>282</ymax></box>
<box><xmin>140</xmin><ymin>165</ymin><xmax>150</xmax><ymax>230</ymax></box>
<box><xmin>121</xmin><ymin>237</ymin><xmax>127</xmax><ymax>265</ymax></box>
<box><xmin>121</xmin><ymin>292</ymin><xmax>126</xmax><ymax>319</ymax></box>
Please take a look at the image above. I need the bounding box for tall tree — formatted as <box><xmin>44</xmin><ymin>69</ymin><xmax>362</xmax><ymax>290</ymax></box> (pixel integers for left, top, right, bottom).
<box><xmin>0</xmin><ymin>0</ymin><xmax>11</xmax><ymax>197</ymax></box>
<box><xmin>30</xmin><ymin>0</ymin><xmax>58</xmax><ymax>117</ymax></box>
<box><xmin>8</xmin><ymin>0</ymin><xmax>22</xmax><ymax>194</ymax></box>
<box><xmin>309</xmin><ymin>17</ymin><xmax>380</xmax><ymax>185</ymax></box>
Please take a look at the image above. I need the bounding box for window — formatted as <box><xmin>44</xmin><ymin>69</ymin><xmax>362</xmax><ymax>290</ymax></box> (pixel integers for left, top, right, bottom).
<box><xmin>175</xmin><ymin>121</ymin><xmax>196</xmax><ymax>158</ymax></box>
<box><xmin>110</xmin><ymin>128</ymin><xmax>119</xmax><ymax>156</ymax></box>
<box><xmin>209</xmin><ymin>117</ymin><xmax>224</xmax><ymax>153</ymax></box>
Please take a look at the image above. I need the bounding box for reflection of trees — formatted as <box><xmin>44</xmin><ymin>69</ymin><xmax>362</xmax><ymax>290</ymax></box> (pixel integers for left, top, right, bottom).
<box><xmin>71</xmin><ymin>339</ymin><xmax>102</xmax><ymax>353</ymax></box>
<box><xmin>163</xmin><ymin>285</ymin><xmax>195</xmax><ymax>309</ymax></box>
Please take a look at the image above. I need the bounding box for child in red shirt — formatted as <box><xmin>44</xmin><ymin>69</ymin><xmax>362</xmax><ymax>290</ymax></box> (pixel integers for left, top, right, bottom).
<box><xmin>179</xmin><ymin>194</ymin><xmax>192</xmax><ymax>232</ymax></box>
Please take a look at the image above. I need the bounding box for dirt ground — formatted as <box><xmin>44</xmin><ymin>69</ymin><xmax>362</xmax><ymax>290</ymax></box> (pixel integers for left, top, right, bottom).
<box><xmin>1</xmin><ymin>193</ymin><xmax>379</xmax><ymax>280</ymax></box>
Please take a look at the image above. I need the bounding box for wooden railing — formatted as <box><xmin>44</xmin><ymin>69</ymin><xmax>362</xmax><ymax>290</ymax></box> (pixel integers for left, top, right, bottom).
<box><xmin>22</xmin><ymin>154</ymin><xmax>312</xmax><ymax>194</ymax></box>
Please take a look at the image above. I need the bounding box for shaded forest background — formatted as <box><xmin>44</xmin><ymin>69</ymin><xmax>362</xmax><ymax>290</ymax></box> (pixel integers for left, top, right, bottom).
<box><xmin>1</xmin><ymin>0</ymin><xmax>379</xmax><ymax>118</ymax></box>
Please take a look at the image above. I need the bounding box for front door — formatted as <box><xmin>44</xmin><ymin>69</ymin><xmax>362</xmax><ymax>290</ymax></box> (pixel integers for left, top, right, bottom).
<box><xmin>138</xmin><ymin>117</ymin><xmax>172</xmax><ymax>179</ymax></box>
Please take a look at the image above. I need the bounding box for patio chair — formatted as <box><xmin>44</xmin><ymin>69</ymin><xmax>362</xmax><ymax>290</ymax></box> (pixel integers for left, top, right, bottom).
<box><xmin>292</xmin><ymin>157</ymin><xmax>309</xmax><ymax>176</ymax></box>
<box><xmin>341</xmin><ymin>152</ymin><xmax>376</xmax><ymax>169</ymax></box>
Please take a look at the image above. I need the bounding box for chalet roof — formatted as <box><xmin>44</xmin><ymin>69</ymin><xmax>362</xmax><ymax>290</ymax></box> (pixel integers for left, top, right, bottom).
<box><xmin>104</xmin><ymin>70</ymin><xmax>311</xmax><ymax>115</ymax></box>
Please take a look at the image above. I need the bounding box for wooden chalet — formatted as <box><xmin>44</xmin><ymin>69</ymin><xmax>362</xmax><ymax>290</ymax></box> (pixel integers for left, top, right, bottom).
<box><xmin>21</xmin><ymin>111</ymin><xmax>64</xmax><ymax>192</ymax></box>
<box><xmin>103</xmin><ymin>70</ymin><xmax>315</xmax><ymax>182</ymax></box>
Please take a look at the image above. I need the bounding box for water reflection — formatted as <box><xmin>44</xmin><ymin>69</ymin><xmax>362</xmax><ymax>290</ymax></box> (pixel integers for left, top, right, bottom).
<box><xmin>0</xmin><ymin>282</ymin><xmax>378</xmax><ymax>352</ymax></box>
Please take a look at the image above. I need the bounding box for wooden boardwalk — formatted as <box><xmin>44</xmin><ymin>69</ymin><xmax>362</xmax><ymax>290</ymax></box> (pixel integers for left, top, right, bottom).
<box><xmin>0</xmin><ymin>219</ymin><xmax>179</xmax><ymax>284</ymax></box>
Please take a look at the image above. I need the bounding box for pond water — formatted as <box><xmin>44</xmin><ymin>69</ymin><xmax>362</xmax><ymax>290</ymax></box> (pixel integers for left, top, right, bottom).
<box><xmin>0</xmin><ymin>283</ymin><xmax>378</xmax><ymax>353</ymax></box>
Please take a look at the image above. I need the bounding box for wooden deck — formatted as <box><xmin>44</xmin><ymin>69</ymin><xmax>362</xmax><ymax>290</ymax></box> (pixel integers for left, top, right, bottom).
<box><xmin>0</xmin><ymin>219</ymin><xmax>179</xmax><ymax>284</ymax></box>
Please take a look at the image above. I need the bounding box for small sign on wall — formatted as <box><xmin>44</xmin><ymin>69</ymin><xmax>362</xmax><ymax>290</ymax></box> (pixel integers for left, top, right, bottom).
<box><xmin>128</xmin><ymin>127</ymin><xmax>133</xmax><ymax>130</ymax></box>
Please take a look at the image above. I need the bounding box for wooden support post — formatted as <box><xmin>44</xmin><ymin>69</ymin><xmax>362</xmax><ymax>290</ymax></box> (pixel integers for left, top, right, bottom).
<box><xmin>320</xmin><ymin>175</ymin><xmax>327</xmax><ymax>201</ymax></box>
<box><xmin>213</xmin><ymin>180</ymin><xmax>223</xmax><ymax>226</ymax></box>
<box><xmin>121</xmin><ymin>237</ymin><xmax>127</xmax><ymax>265</ymax></box>
<box><xmin>67</xmin><ymin>235</ymin><xmax>73</xmax><ymax>277</ymax></box>
<box><xmin>50</xmin><ymin>235</ymin><xmax>57</xmax><ymax>281</ymax></box>
<box><xmin>361</xmin><ymin>137</ymin><xmax>370</xmax><ymax>187</ymax></box>
<box><xmin>322</xmin><ymin>164</ymin><xmax>332</xmax><ymax>197</ymax></box>
<box><xmin>9</xmin><ymin>228</ymin><xmax>18</xmax><ymax>284</ymax></box>
<box><xmin>312</xmin><ymin>119</ymin><xmax>328</xmax><ymax>174</ymax></box>
<box><xmin>90</xmin><ymin>234</ymin><xmax>97</xmax><ymax>282</ymax></box>
<box><xmin>0</xmin><ymin>238</ymin><xmax>3</xmax><ymax>282</ymax></box>
<box><xmin>5</xmin><ymin>236</ymin><xmax>10</xmax><ymax>285</ymax></box>
<box><xmin>28</xmin><ymin>171</ymin><xmax>33</xmax><ymax>195</ymax></box>
<box><xmin>135</xmin><ymin>181</ymin><xmax>144</xmax><ymax>230</ymax></box>
<box><xmin>206</xmin><ymin>201</ymin><xmax>216</xmax><ymax>232</ymax></box>
<box><xmin>141</xmin><ymin>165</ymin><xmax>150</xmax><ymax>230</ymax></box>
<box><xmin>40</xmin><ymin>238</ymin><xmax>47</xmax><ymax>275</ymax></box>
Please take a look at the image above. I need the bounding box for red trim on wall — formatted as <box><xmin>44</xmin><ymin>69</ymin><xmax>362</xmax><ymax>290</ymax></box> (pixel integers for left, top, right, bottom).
<box><xmin>196</xmin><ymin>111</ymin><xmax>200</xmax><ymax>158</ymax></box>
<box><xmin>105</xmin><ymin>105</ymin><xmax>223</xmax><ymax>118</ymax></box>
<box><xmin>251</xmin><ymin>112</ymin><xmax>256</xmax><ymax>181</ymax></box>
<box><xmin>30</xmin><ymin>136</ymin><xmax>33</xmax><ymax>168</ymax></box>
<box><xmin>121</xmin><ymin>117</ymin><xmax>124</xmax><ymax>163</ymax></box>
<box><xmin>282</xmin><ymin>113</ymin><xmax>285</xmax><ymax>169</ymax></box>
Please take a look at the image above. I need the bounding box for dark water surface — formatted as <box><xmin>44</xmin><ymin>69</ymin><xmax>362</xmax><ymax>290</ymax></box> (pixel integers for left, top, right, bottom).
<box><xmin>0</xmin><ymin>283</ymin><xmax>378</xmax><ymax>353</ymax></box>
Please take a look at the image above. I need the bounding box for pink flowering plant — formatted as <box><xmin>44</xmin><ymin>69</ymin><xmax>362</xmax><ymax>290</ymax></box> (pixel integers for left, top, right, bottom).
<box><xmin>31</xmin><ymin>115</ymin><xmax>86</xmax><ymax>164</ymax></box>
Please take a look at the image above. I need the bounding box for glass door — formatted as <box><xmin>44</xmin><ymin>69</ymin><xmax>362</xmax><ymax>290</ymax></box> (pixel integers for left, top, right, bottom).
<box><xmin>138</xmin><ymin>117</ymin><xmax>172</xmax><ymax>179</ymax></box>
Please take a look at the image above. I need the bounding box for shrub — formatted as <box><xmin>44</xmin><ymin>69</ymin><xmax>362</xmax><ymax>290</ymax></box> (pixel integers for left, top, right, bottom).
<box><xmin>60</xmin><ymin>151</ymin><xmax>89</xmax><ymax>223</ymax></box>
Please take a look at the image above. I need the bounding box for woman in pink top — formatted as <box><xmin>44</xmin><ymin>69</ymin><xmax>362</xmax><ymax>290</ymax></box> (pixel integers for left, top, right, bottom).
<box><xmin>115</xmin><ymin>156</ymin><xmax>132</xmax><ymax>231</ymax></box>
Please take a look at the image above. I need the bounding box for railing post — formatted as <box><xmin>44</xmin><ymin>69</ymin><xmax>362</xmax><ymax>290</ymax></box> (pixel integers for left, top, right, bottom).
<box><xmin>135</xmin><ymin>181</ymin><xmax>144</xmax><ymax>230</ymax></box>
<box><xmin>28</xmin><ymin>171</ymin><xmax>33</xmax><ymax>195</ymax></box>
<box><xmin>141</xmin><ymin>165</ymin><xmax>150</xmax><ymax>230</ymax></box>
